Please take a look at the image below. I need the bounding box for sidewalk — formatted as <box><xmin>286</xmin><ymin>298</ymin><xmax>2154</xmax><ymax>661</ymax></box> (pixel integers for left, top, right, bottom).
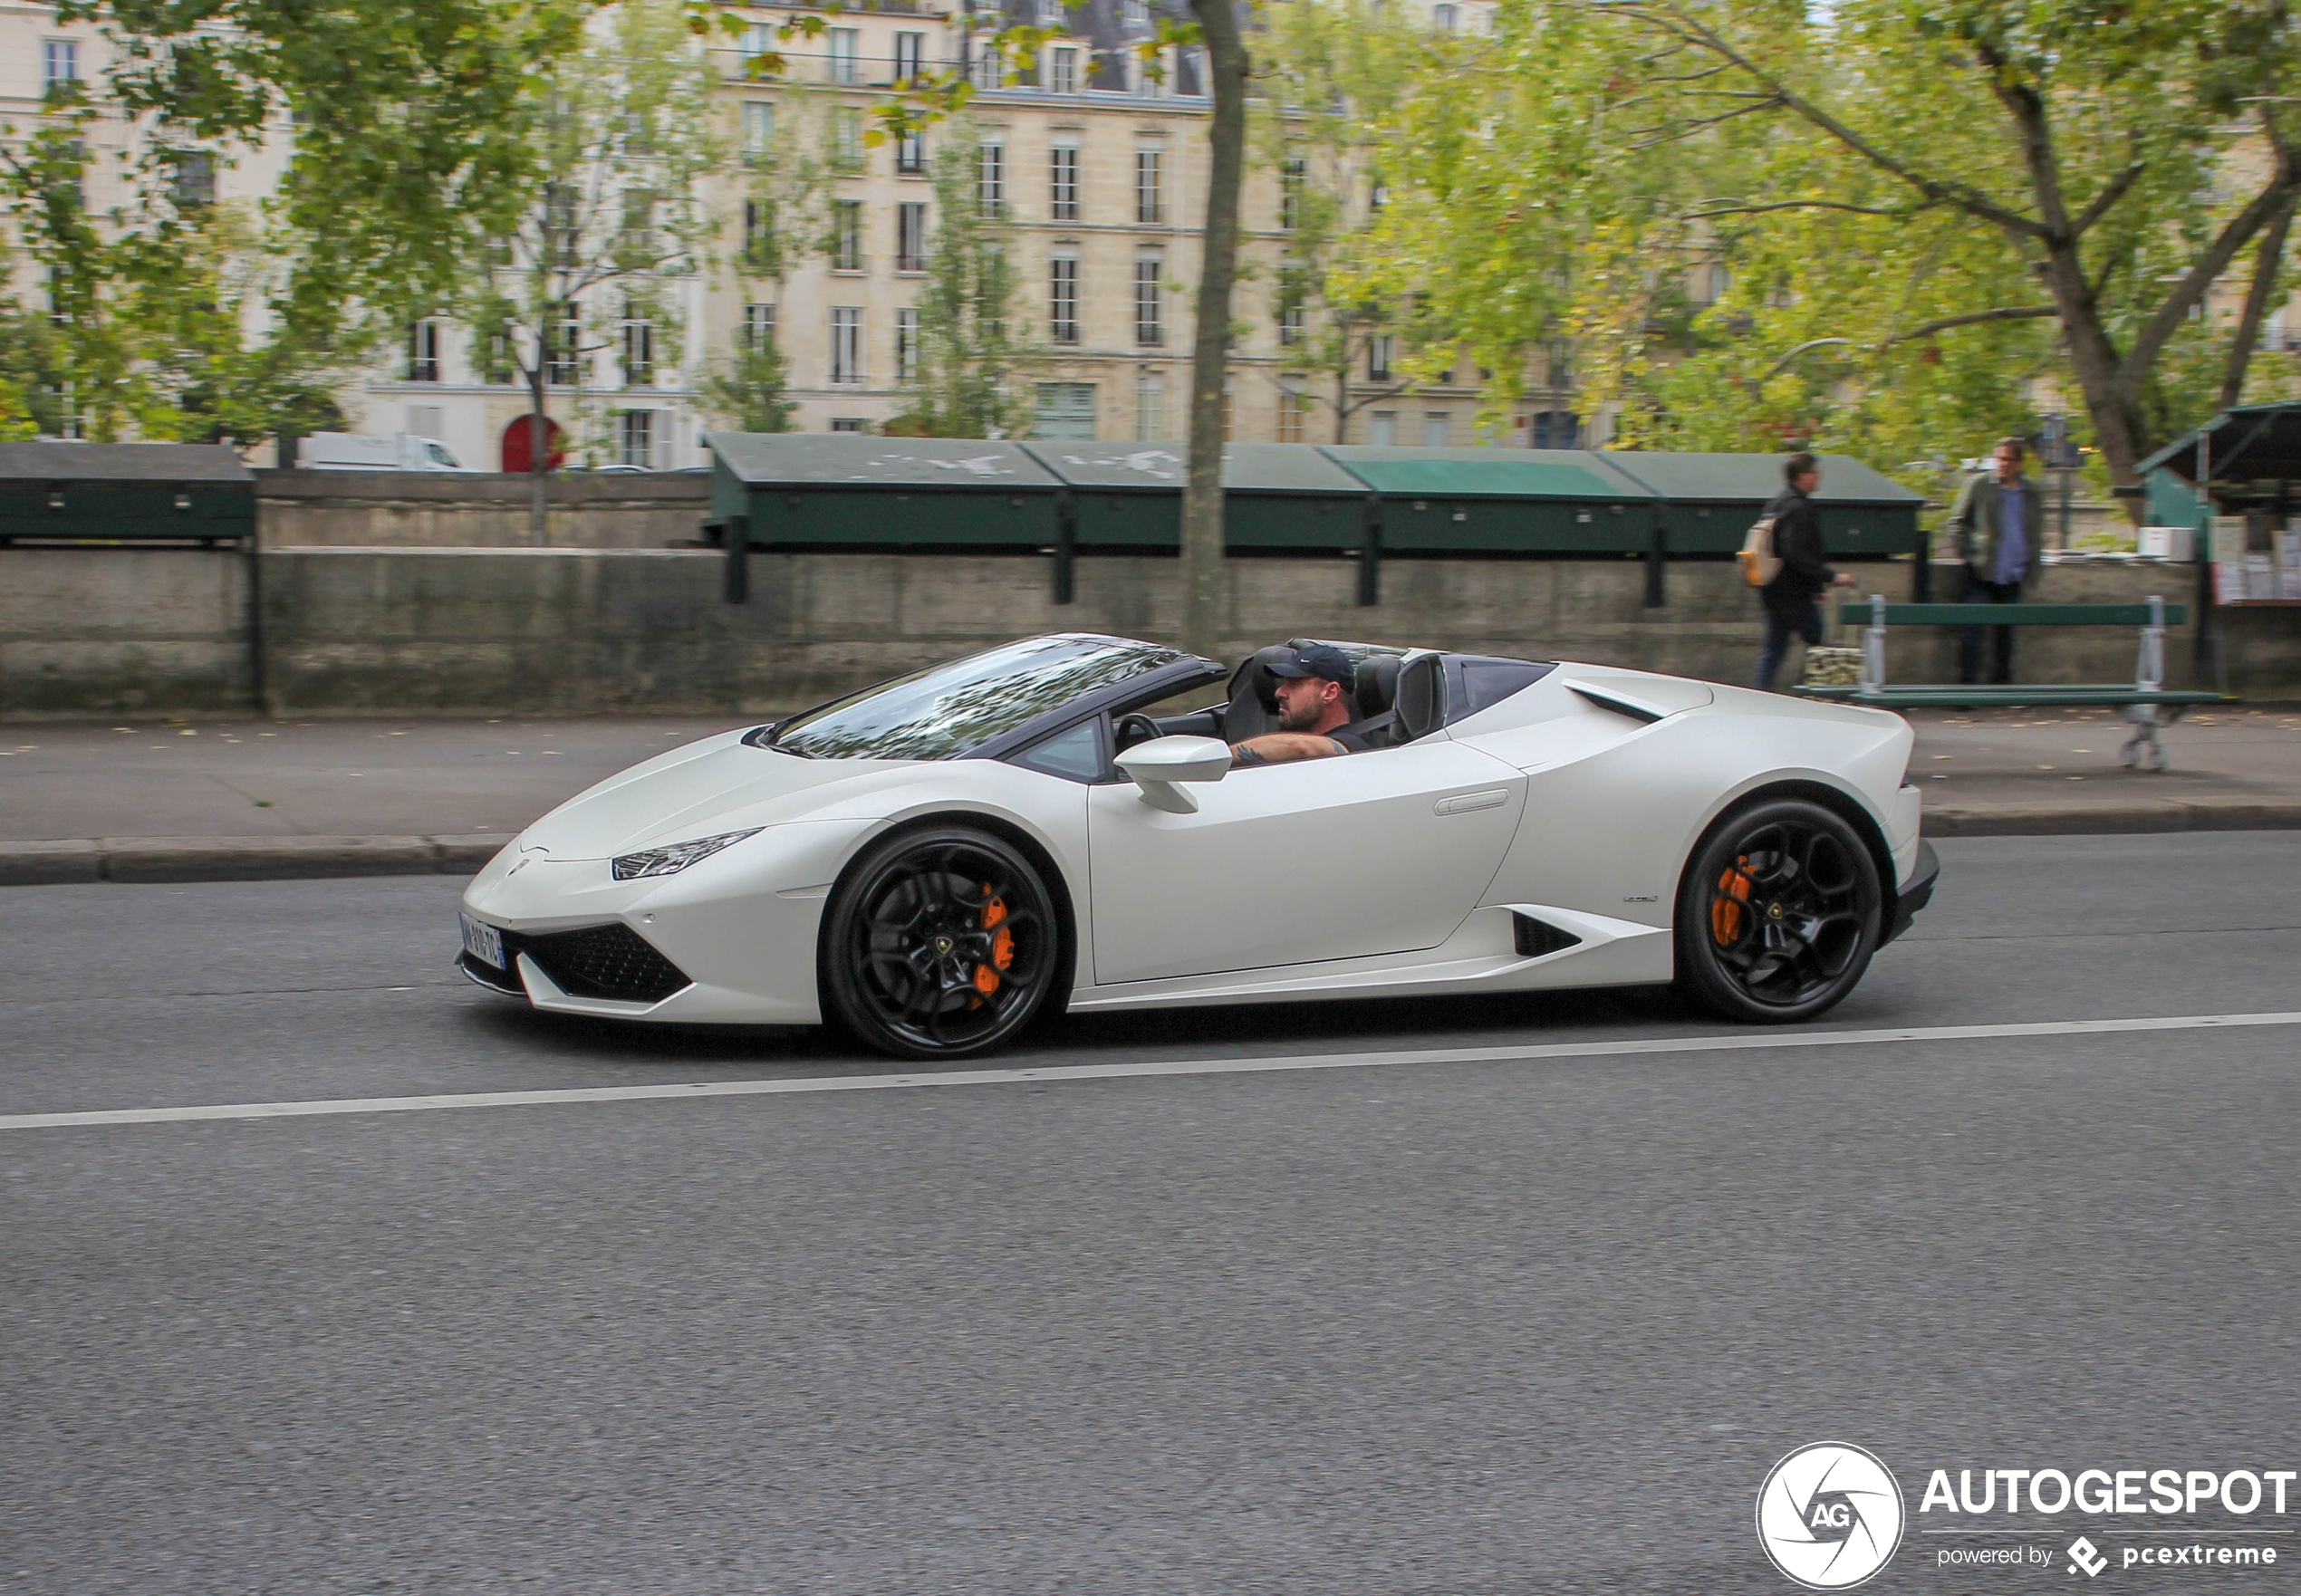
<box><xmin>3</xmin><ymin>705</ymin><xmax>2297</xmax><ymax>883</ymax></box>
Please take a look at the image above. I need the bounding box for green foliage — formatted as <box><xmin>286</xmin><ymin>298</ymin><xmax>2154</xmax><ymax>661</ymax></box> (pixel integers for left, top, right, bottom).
<box><xmin>700</xmin><ymin>335</ymin><xmax>797</xmax><ymax>434</ymax></box>
<box><xmin>1304</xmin><ymin>0</ymin><xmax>2299</xmax><ymax>486</ymax></box>
<box><xmin>885</xmin><ymin>129</ymin><xmax>1035</xmax><ymax>440</ymax></box>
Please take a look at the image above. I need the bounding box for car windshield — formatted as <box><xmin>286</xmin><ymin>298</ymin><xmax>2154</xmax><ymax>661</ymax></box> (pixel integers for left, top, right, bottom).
<box><xmin>763</xmin><ymin>634</ymin><xmax>1189</xmax><ymax>760</ymax></box>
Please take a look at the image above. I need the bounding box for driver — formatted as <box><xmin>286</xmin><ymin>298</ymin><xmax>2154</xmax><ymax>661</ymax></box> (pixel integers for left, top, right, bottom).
<box><xmin>1229</xmin><ymin>644</ymin><xmax>1372</xmax><ymax>766</ymax></box>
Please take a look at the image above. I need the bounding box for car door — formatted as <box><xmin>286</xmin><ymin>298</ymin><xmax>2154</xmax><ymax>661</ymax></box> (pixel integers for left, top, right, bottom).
<box><xmin>1084</xmin><ymin>739</ymin><xmax>1527</xmax><ymax>985</ymax></box>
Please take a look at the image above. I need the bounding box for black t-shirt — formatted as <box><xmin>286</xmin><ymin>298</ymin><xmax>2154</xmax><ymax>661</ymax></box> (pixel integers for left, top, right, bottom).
<box><xmin>1324</xmin><ymin>726</ymin><xmax>1373</xmax><ymax>754</ymax></box>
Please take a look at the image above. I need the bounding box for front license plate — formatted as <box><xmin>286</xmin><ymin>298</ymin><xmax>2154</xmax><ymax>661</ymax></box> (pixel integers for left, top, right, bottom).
<box><xmin>460</xmin><ymin>912</ymin><xmax>506</xmax><ymax>971</ymax></box>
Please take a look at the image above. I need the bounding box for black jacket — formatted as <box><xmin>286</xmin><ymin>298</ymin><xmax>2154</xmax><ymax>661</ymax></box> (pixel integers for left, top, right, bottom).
<box><xmin>1760</xmin><ymin>486</ymin><xmax>1834</xmax><ymax>614</ymax></box>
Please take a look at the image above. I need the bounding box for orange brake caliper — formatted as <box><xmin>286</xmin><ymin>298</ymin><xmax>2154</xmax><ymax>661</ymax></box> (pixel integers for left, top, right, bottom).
<box><xmin>1711</xmin><ymin>859</ymin><xmax>1753</xmax><ymax>945</ymax></box>
<box><xmin>972</xmin><ymin>888</ymin><xmax>1016</xmax><ymax>995</ymax></box>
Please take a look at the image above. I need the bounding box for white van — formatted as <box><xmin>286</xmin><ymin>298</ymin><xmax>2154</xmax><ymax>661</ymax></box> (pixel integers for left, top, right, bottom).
<box><xmin>300</xmin><ymin>432</ymin><xmax>476</xmax><ymax>472</ymax></box>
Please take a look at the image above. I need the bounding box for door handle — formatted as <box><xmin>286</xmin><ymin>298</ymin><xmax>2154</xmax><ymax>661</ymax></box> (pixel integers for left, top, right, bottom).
<box><xmin>1435</xmin><ymin>788</ymin><xmax>1508</xmax><ymax>815</ymax></box>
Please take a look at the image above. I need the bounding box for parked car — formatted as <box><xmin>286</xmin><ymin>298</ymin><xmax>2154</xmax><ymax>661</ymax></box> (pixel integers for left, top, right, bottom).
<box><xmin>299</xmin><ymin>433</ymin><xmax>476</xmax><ymax>472</ymax></box>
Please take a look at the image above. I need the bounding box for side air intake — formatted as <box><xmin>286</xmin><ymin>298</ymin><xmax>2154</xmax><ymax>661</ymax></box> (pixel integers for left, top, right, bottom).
<box><xmin>1511</xmin><ymin>913</ymin><xmax>1584</xmax><ymax>959</ymax></box>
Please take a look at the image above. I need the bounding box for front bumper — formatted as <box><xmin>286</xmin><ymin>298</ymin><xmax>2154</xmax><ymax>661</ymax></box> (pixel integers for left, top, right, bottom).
<box><xmin>1882</xmin><ymin>840</ymin><xmax>1940</xmax><ymax>947</ymax></box>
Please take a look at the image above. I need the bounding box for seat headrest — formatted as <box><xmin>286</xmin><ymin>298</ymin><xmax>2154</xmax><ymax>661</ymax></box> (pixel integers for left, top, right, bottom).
<box><xmin>1353</xmin><ymin>654</ymin><xmax>1401</xmax><ymax>719</ymax></box>
<box><xmin>1395</xmin><ymin>654</ymin><xmax>1447</xmax><ymax>741</ymax></box>
<box><xmin>1224</xmin><ymin>644</ymin><xmax>1297</xmax><ymax>742</ymax></box>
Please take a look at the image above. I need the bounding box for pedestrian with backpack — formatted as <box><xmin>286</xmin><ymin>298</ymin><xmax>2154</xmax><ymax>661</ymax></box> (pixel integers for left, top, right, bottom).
<box><xmin>1747</xmin><ymin>451</ymin><xmax>1858</xmax><ymax>690</ymax></box>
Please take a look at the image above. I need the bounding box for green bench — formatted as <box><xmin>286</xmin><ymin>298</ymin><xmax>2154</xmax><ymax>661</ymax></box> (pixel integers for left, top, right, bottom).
<box><xmin>1795</xmin><ymin>595</ymin><xmax>2227</xmax><ymax>770</ymax></box>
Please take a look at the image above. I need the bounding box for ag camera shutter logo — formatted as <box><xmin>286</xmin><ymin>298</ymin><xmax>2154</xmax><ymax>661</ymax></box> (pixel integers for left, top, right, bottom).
<box><xmin>1756</xmin><ymin>1442</ymin><xmax>1906</xmax><ymax>1590</ymax></box>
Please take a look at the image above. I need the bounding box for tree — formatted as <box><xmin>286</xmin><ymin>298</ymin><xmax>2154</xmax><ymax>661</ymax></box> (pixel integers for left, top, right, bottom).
<box><xmin>1349</xmin><ymin>0</ymin><xmax>2299</xmax><ymax>495</ymax></box>
<box><xmin>700</xmin><ymin>338</ymin><xmax>798</xmax><ymax>433</ymax></box>
<box><xmin>1253</xmin><ymin>0</ymin><xmax>1424</xmax><ymax>441</ymax></box>
<box><xmin>458</xmin><ymin>0</ymin><xmax>717</xmax><ymax>540</ymax></box>
<box><xmin>16</xmin><ymin>0</ymin><xmax>581</xmax><ymax>446</ymax></box>
<box><xmin>1</xmin><ymin>98</ymin><xmax>350</xmax><ymax>444</ymax></box>
<box><xmin>884</xmin><ymin>128</ymin><xmax>1035</xmax><ymax>439</ymax></box>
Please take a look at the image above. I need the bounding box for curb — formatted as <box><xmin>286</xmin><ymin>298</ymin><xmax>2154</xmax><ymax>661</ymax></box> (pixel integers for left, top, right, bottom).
<box><xmin>0</xmin><ymin>835</ymin><xmax>515</xmax><ymax>887</ymax></box>
<box><xmin>1922</xmin><ymin>800</ymin><xmax>2301</xmax><ymax>837</ymax></box>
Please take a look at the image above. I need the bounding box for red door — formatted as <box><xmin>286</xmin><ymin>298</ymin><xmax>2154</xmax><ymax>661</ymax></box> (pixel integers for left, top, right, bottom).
<box><xmin>500</xmin><ymin>416</ymin><xmax>566</xmax><ymax>473</ymax></box>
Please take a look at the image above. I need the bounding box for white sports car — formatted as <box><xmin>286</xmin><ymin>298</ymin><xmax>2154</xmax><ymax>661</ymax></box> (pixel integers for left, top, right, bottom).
<box><xmin>458</xmin><ymin>632</ymin><xmax>1938</xmax><ymax>1058</ymax></box>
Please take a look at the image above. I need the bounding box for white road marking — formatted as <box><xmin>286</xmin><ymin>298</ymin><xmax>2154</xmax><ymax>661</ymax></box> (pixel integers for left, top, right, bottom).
<box><xmin>6</xmin><ymin>1011</ymin><xmax>2300</xmax><ymax>1133</ymax></box>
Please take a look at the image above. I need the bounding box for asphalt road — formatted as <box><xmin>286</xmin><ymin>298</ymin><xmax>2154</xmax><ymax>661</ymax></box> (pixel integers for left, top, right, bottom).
<box><xmin>5</xmin><ymin>833</ymin><xmax>2300</xmax><ymax>1594</ymax></box>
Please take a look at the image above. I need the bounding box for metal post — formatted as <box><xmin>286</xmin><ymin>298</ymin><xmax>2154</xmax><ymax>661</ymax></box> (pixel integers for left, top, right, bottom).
<box><xmin>1642</xmin><ymin>518</ymin><xmax>1666</xmax><ymax>608</ymax></box>
<box><xmin>244</xmin><ymin>530</ymin><xmax>267</xmax><ymax>715</ymax></box>
<box><xmin>723</xmin><ymin>514</ymin><xmax>748</xmax><ymax>604</ymax></box>
<box><xmin>1052</xmin><ymin>489</ymin><xmax>1076</xmax><ymax>605</ymax></box>
<box><xmin>1860</xmin><ymin>593</ymin><xmax>1888</xmax><ymax>693</ymax></box>
<box><xmin>1357</xmin><ymin>492</ymin><xmax>1382</xmax><ymax>607</ymax></box>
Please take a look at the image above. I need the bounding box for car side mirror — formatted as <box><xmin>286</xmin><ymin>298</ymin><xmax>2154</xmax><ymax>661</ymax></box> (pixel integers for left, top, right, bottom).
<box><xmin>1113</xmin><ymin>735</ymin><xmax>1230</xmax><ymax>813</ymax></box>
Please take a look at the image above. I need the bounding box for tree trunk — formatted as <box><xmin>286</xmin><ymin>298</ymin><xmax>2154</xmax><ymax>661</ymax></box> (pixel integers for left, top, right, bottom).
<box><xmin>2219</xmin><ymin>197</ymin><xmax>2295</xmax><ymax>411</ymax></box>
<box><xmin>527</xmin><ymin>362</ymin><xmax>549</xmax><ymax>547</ymax></box>
<box><xmin>1179</xmin><ymin>0</ymin><xmax>1250</xmax><ymax>663</ymax></box>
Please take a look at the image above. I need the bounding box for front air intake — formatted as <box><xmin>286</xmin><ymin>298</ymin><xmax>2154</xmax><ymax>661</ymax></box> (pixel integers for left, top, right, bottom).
<box><xmin>1511</xmin><ymin>913</ymin><xmax>1584</xmax><ymax>959</ymax></box>
<box><xmin>518</xmin><ymin>923</ymin><xmax>692</xmax><ymax>1004</ymax></box>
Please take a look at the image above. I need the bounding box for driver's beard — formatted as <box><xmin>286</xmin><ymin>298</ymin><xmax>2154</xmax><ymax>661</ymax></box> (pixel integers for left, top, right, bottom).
<box><xmin>1280</xmin><ymin>692</ymin><xmax>1325</xmax><ymax>732</ymax></box>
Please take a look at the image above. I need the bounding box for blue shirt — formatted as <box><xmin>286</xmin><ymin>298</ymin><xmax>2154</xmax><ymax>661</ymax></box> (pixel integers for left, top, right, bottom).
<box><xmin>1993</xmin><ymin>482</ymin><xmax>2029</xmax><ymax>583</ymax></box>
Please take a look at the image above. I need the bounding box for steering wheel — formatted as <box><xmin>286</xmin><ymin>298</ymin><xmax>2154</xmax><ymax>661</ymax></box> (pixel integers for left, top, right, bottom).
<box><xmin>1114</xmin><ymin>713</ymin><xmax>1164</xmax><ymax>752</ymax></box>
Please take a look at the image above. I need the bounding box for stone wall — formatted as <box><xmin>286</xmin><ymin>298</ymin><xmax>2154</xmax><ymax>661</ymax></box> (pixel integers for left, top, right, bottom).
<box><xmin>255</xmin><ymin>470</ymin><xmax>711</xmax><ymax>548</ymax></box>
<box><xmin>5</xmin><ymin>543</ymin><xmax>2292</xmax><ymax>719</ymax></box>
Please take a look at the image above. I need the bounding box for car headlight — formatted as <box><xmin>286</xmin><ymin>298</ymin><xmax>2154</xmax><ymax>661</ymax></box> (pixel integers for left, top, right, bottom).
<box><xmin>611</xmin><ymin>828</ymin><xmax>762</xmax><ymax>881</ymax></box>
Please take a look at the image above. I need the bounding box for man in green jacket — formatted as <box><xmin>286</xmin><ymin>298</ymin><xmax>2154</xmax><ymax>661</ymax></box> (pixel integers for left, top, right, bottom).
<box><xmin>1945</xmin><ymin>437</ymin><xmax>2039</xmax><ymax>684</ymax></box>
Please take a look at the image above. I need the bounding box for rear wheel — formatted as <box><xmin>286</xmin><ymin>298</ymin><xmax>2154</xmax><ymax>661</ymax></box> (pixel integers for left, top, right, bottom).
<box><xmin>821</xmin><ymin>825</ymin><xmax>1062</xmax><ymax>1060</ymax></box>
<box><xmin>1674</xmin><ymin>797</ymin><xmax>1882</xmax><ymax>1024</ymax></box>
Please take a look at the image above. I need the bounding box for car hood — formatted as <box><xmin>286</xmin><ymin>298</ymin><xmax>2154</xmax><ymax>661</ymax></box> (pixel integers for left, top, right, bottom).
<box><xmin>516</xmin><ymin>733</ymin><xmax>912</xmax><ymax>860</ymax></box>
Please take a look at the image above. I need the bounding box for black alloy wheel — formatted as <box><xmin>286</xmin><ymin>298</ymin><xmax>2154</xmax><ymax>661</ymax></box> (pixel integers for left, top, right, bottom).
<box><xmin>1674</xmin><ymin>796</ymin><xmax>1883</xmax><ymax>1024</ymax></box>
<box><xmin>821</xmin><ymin>825</ymin><xmax>1063</xmax><ymax>1059</ymax></box>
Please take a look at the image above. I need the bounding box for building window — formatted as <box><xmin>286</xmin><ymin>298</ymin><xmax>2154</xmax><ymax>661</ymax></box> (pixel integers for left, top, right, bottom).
<box><xmin>1368</xmin><ymin>179</ymin><xmax>1389</xmax><ymax>216</ymax></box>
<box><xmin>484</xmin><ymin>330</ymin><xmax>516</xmax><ymax>385</ymax></box>
<box><xmin>830</xmin><ymin>306</ymin><xmax>862</xmax><ymax>384</ymax></box>
<box><xmin>1280</xmin><ymin>300</ymin><xmax>1305</xmax><ymax>347</ymax></box>
<box><xmin>1368</xmin><ymin>410</ymin><xmax>1397</xmax><ymax>446</ymax></box>
<box><xmin>831</xmin><ymin>106</ymin><xmax>864</xmax><ymax>168</ymax></box>
<box><xmin>1422</xmin><ymin>411</ymin><xmax>1449</xmax><ymax>447</ymax></box>
<box><xmin>1050</xmin><ymin>255</ymin><xmax>1080</xmax><ymax>344</ymax></box>
<box><xmin>622</xmin><ymin>311</ymin><xmax>655</xmax><ymax>387</ymax></box>
<box><xmin>1432</xmin><ymin>3</ymin><xmax>1459</xmax><ymax>29</ymax></box>
<box><xmin>896</xmin><ymin>202</ymin><xmax>929</xmax><ymax>272</ymax></box>
<box><xmin>1034</xmin><ymin>381</ymin><xmax>1097</xmax><ymax>439</ymax></box>
<box><xmin>1049</xmin><ymin>139</ymin><xmax>1080</xmax><ymax>220</ymax></box>
<box><xmin>828</xmin><ymin>27</ymin><xmax>860</xmax><ymax>83</ymax></box>
<box><xmin>1531</xmin><ymin>409</ymin><xmax>1581</xmax><ymax>449</ymax></box>
<box><xmin>1135</xmin><ymin>146</ymin><xmax>1164</xmax><ymax>225</ymax></box>
<box><xmin>619</xmin><ymin>409</ymin><xmax>654</xmax><ymax>468</ymax></box>
<box><xmin>743</xmin><ymin>303</ymin><xmax>777</xmax><ymax>351</ymax></box>
<box><xmin>894</xmin><ymin>31</ymin><xmax>925</xmax><ymax>83</ymax></box>
<box><xmin>895</xmin><ymin>128</ymin><xmax>926</xmax><ymax>174</ymax></box>
<box><xmin>1135</xmin><ymin>370</ymin><xmax>1166</xmax><ymax>441</ymax></box>
<box><xmin>737</xmin><ymin>24</ymin><xmax>773</xmax><ymax>72</ymax></box>
<box><xmin>969</xmin><ymin>34</ymin><xmax>1001</xmax><ymax>89</ymax></box>
<box><xmin>742</xmin><ymin>198</ymin><xmax>775</xmax><ymax>272</ymax></box>
<box><xmin>742</xmin><ymin>101</ymin><xmax>775</xmax><ymax>163</ymax></box>
<box><xmin>407</xmin><ymin>320</ymin><xmax>442</xmax><ymax>383</ymax></box>
<box><xmin>1368</xmin><ymin>334</ymin><xmax>1395</xmax><ymax>382</ymax></box>
<box><xmin>1047</xmin><ymin>46</ymin><xmax>1079</xmax><ymax>94</ymax></box>
<box><xmin>896</xmin><ymin>307</ymin><xmax>919</xmax><ymax>382</ymax></box>
<box><xmin>171</xmin><ymin>151</ymin><xmax>216</xmax><ymax>208</ymax></box>
<box><xmin>1134</xmin><ymin>257</ymin><xmax>1164</xmax><ymax>346</ymax></box>
<box><xmin>546</xmin><ymin>303</ymin><xmax>581</xmax><ymax>385</ymax></box>
<box><xmin>977</xmin><ymin>136</ymin><xmax>1006</xmax><ymax>216</ymax></box>
<box><xmin>1277</xmin><ymin>382</ymin><xmax>1309</xmax><ymax>444</ymax></box>
<box><xmin>1123</xmin><ymin>0</ymin><xmax>1150</xmax><ymax>25</ymax></box>
<box><xmin>1545</xmin><ymin>340</ymin><xmax>1573</xmax><ymax>389</ymax></box>
<box><xmin>832</xmin><ymin>200</ymin><xmax>863</xmax><ymax>271</ymax></box>
<box><xmin>1038</xmin><ymin>0</ymin><xmax>1067</xmax><ymax>24</ymax></box>
<box><xmin>1135</xmin><ymin>46</ymin><xmax>1167</xmax><ymax>97</ymax></box>
<box><xmin>1281</xmin><ymin>158</ymin><xmax>1305</xmax><ymax>231</ymax></box>
<box><xmin>830</xmin><ymin>418</ymin><xmax>866</xmax><ymax>434</ymax></box>
<box><xmin>43</xmin><ymin>40</ymin><xmax>79</xmax><ymax>91</ymax></box>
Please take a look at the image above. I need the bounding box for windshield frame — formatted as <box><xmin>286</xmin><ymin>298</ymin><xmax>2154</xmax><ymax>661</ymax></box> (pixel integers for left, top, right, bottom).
<box><xmin>742</xmin><ymin>635</ymin><xmax>1225</xmax><ymax>764</ymax></box>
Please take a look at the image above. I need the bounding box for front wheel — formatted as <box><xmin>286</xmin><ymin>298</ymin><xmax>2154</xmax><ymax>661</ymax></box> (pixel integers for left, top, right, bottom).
<box><xmin>820</xmin><ymin>824</ymin><xmax>1063</xmax><ymax>1060</ymax></box>
<box><xmin>1674</xmin><ymin>797</ymin><xmax>1882</xmax><ymax>1024</ymax></box>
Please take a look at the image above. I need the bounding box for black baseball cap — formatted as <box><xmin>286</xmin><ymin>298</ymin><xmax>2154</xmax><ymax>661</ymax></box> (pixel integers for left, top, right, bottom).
<box><xmin>1266</xmin><ymin>643</ymin><xmax>1356</xmax><ymax>692</ymax></box>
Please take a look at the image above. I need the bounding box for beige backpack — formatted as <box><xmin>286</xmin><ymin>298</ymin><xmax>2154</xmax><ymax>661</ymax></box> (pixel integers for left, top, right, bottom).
<box><xmin>1738</xmin><ymin>515</ymin><xmax>1782</xmax><ymax>588</ymax></box>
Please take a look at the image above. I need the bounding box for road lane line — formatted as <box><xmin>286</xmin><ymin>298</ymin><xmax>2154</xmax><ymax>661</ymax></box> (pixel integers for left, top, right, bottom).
<box><xmin>7</xmin><ymin>1010</ymin><xmax>2300</xmax><ymax>1133</ymax></box>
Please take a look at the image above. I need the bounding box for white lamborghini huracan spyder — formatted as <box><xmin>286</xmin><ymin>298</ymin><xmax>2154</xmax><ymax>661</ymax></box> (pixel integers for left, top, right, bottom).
<box><xmin>457</xmin><ymin>632</ymin><xmax>1938</xmax><ymax>1058</ymax></box>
